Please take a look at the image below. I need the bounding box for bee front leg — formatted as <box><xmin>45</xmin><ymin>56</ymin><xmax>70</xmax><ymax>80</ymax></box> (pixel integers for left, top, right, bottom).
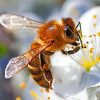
<box><xmin>61</xmin><ymin>46</ymin><xmax>80</xmax><ymax>55</ymax></box>
<box><xmin>61</xmin><ymin>50</ymin><xmax>68</xmax><ymax>55</ymax></box>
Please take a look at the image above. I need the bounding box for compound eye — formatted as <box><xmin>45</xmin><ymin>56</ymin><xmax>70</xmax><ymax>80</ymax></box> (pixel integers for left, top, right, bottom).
<box><xmin>65</xmin><ymin>27</ymin><xmax>74</xmax><ymax>39</ymax></box>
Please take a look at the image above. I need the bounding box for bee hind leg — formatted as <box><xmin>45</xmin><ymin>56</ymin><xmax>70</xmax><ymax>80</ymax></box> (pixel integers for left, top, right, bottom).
<box><xmin>40</xmin><ymin>53</ymin><xmax>53</xmax><ymax>89</ymax></box>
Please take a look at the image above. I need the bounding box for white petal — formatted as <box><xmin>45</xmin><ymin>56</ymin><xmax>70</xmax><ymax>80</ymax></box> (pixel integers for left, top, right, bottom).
<box><xmin>79</xmin><ymin>7</ymin><xmax>100</xmax><ymax>93</ymax></box>
<box><xmin>86</xmin><ymin>86</ymin><xmax>100</xmax><ymax>100</ymax></box>
<box><xmin>61</xmin><ymin>0</ymin><xmax>93</xmax><ymax>20</ymax></box>
<box><xmin>23</xmin><ymin>77</ymin><xmax>64</xmax><ymax>100</ymax></box>
<box><xmin>79</xmin><ymin>7</ymin><xmax>100</xmax><ymax>52</ymax></box>
<box><xmin>50</xmin><ymin>52</ymin><xmax>88</xmax><ymax>98</ymax></box>
<box><xmin>87</xmin><ymin>64</ymin><xmax>100</xmax><ymax>87</ymax></box>
<box><xmin>80</xmin><ymin>6</ymin><xmax>100</xmax><ymax>36</ymax></box>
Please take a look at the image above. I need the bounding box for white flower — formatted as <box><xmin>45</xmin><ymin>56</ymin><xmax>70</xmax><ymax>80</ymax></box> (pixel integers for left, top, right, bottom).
<box><xmin>50</xmin><ymin>6</ymin><xmax>100</xmax><ymax>99</ymax></box>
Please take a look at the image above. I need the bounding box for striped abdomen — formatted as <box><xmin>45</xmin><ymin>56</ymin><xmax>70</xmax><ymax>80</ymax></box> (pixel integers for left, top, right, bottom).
<box><xmin>28</xmin><ymin>54</ymin><xmax>52</xmax><ymax>89</ymax></box>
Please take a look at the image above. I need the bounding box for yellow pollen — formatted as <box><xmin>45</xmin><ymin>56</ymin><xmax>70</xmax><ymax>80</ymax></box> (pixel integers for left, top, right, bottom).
<box><xmin>97</xmin><ymin>32</ymin><xmax>100</xmax><ymax>36</ymax></box>
<box><xmin>90</xmin><ymin>48</ymin><xmax>94</xmax><ymax>53</ymax></box>
<box><xmin>16</xmin><ymin>97</ymin><xmax>21</xmax><ymax>100</ymax></box>
<box><xmin>19</xmin><ymin>82</ymin><xmax>26</xmax><ymax>89</ymax></box>
<box><xmin>93</xmin><ymin>15</ymin><xmax>97</xmax><ymax>19</ymax></box>
<box><xmin>89</xmin><ymin>35</ymin><xmax>92</xmax><ymax>37</ymax></box>
<box><xmin>30</xmin><ymin>90</ymin><xmax>39</xmax><ymax>99</ymax></box>
<box><xmin>82</xmin><ymin>44</ymin><xmax>87</xmax><ymax>48</ymax></box>
<box><xmin>48</xmin><ymin>96</ymin><xmax>51</xmax><ymax>99</ymax></box>
<box><xmin>81</xmin><ymin>56</ymin><xmax>99</xmax><ymax>72</ymax></box>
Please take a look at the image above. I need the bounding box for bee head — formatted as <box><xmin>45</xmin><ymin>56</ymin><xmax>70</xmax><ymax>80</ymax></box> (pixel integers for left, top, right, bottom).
<box><xmin>62</xmin><ymin>18</ymin><xmax>79</xmax><ymax>43</ymax></box>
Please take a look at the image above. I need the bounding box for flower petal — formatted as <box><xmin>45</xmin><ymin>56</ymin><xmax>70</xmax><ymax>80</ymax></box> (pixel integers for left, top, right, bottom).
<box><xmin>61</xmin><ymin>0</ymin><xmax>93</xmax><ymax>20</ymax></box>
<box><xmin>50</xmin><ymin>52</ymin><xmax>88</xmax><ymax>98</ymax></box>
<box><xmin>79</xmin><ymin>7</ymin><xmax>100</xmax><ymax>57</ymax></box>
<box><xmin>79</xmin><ymin>6</ymin><xmax>100</xmax><ymax>90</ymax></box>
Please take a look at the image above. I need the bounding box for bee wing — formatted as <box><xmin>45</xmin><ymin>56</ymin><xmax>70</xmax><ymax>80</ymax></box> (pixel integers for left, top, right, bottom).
<box><xmin>5</xmin><ymin>42</ymin><xmax>53</xmax><ymax>79</ymax></box>
<box><xmin>0</xmin><ymin>14</ymin><xmax>44</xmax><ymax>32</ymax></box>
<box><xmin>5</xmin><ymin>51</ymin><xmax>33</xmax><ymax>79</ymax></box>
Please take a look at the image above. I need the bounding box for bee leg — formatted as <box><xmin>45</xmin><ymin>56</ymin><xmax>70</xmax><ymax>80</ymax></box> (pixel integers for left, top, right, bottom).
<box><xmin>40</xmin><ymin>53</ymin><xmax>53</xmax><ymax>88</ymax></box>
<box><xmin>68</xmin><ymin>46</ymin><xmax>80</xmax><ymax>54</ymax></box>
<box><xmin>43</xmin><ymin>50</ymin><xmax>54</xmax><ymax>56</ymax></box>
<box><xmin>61</xmin><ymin>46</ymin><xmax>80</xmax><ymax>55</ymax></box>
<box><xmin>61</xmin><ymin>50</ymin><xmax>68</xmax><ymax>55</ymax></box>
<box><xmin>40</xmin><ymin>53</ymin><xmax>49</xmax><ymax>70</ymax></box>
<box><xmin>70</xmin><ymin>42</ymin><xmax>80</xmax><ymax>46</ymax></box>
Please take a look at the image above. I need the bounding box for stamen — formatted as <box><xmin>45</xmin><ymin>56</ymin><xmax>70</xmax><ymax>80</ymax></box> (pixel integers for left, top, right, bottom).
<box><xmin>81</xmin><ymin>34</ymin><xmax>100</xmax><ymax>71</ymax></box>
<box><xmin>78</xmin><ymin>29</ymin><xmax>91</xmax><ymax>61</ymax></box>
<box><xmin>93</xmin><ymin>15</ymin><xmax>97</xmax><ymax>19</ymax></box>
<box><xmin>81</xmin><ymin>35</ymin><xmax>90</xmax><ymax>61</ymax></box>
<box><xmin>48</xmin><ymin>96</ymin><xmax>51</xmax><ymax>99</ymax></box>
<box><xmin>95</xmin><ymin>32</ymin><xmax>100</xmax><ymax>57</ymax></box>
<box><xmin>67</xmin><ymin>53</ymin><xmax>81</xmax><ymax>65</ymax></box>
<box><xmin>90</xmin><ymin>48</ymin><xmax>94</xmax><ymax>53</ymax></box>
<box><xmin>67</xmin><ymin>18</ymin><xmax>100</xmax><ymax>72</ymax></box>
<box><xmin>97</xmin><ymin>32</ymin><xmax>100</xmax><ymax>36</ymax></box>
<box><xmin>85</xmin><ymin>39</ymin><xmax>93</xmax><ymax>61</ymax></box>
<box><xmin>81</xmin><ymin>33</ymin><xmax>100</xmax><ymax>72</ymax></box>
<box><xmin>82</xmin><ymin>36</ymin><xmax>95</xmax><ymax>62</ymax></box>
<box><xmin>92</xmin><ymin>15</ymin><xmax>97</xmax><ymax>60</ymax></box>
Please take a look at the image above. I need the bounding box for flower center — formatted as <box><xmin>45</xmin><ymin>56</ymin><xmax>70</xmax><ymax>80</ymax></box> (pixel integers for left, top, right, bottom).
<box><xmin>78</xmin><ymin>32</ymin><xmax>100</xmax><ymax>72</ymax></box>
<box><xmin>80</xmin><ymin>56</ymin><xmax>99</xmax><ymax>72</ymax></box>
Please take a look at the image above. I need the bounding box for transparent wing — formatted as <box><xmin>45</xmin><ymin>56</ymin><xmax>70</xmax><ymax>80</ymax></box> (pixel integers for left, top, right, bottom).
<box><xmin>0</xmin><ymin>14</ymin><xmax>44</xmax><ymax>31</ymax></box>
<box><xmin>5</xmin><ymin>42</ymin><xmax>53</xmax><ymax>79</ymax></box>
<box><xmin>5</xmin><ymin>51</ymin><xmax>33</xmax><ymax>79</ymax></box>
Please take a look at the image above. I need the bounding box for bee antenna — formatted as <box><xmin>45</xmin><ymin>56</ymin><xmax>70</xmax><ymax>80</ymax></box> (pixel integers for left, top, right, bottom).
<box><xmin>77</xmin><ymin>33</ymin><xmax>83</xmax><ymax>48</ymax></box>
<box><xmin>76</xmin><ymin>21</ymin><xmax>83</xmax><ymax>47</ymax></box>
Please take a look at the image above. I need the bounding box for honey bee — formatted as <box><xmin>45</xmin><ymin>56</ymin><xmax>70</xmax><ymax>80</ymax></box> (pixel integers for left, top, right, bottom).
<box><xmin>0</xmin><ymin>14</ymin><xmax>82</xmax><ymax>90</ymax></box>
